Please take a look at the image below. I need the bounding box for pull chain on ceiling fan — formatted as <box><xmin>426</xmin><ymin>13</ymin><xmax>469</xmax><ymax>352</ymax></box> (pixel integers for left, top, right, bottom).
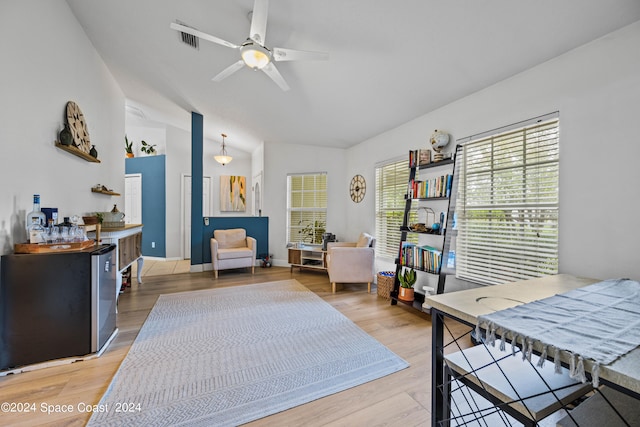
<box><xmin>171</xmin><ymin>0</ymin><xmax>328</xmax><ymax>91</ymax></box>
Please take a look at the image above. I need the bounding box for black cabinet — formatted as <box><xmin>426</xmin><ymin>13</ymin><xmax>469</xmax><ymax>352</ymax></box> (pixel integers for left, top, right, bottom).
<box><xmin>0</xmin><ymin>245</ymin><xmax>117</xmax><ymax>371</ymax></box>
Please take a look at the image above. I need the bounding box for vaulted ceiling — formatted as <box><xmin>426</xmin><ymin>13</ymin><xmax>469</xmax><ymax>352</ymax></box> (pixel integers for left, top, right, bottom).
<box><xmin>66</xmin><ymin>0</ymin><xmax>640</xmax><ymax>153</ymax></box>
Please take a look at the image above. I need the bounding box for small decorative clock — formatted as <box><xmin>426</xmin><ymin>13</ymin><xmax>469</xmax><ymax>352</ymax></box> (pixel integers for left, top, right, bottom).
<box><xmin>66</xmin><ymin>101</ymin><xmax>92</xmax><ymax>153</ymax></box>
<box><xmin>350</xmin><ymin>174</ymin><xmax>366</xmax><ymax>203</ymax></box>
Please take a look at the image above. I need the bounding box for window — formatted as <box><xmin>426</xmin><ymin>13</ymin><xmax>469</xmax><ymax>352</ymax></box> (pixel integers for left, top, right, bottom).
<box><xmin>375</xmin><ymin>159</ymin><xmax>417</xmax><ymax>259</ymax></box>
<box><xmin>287</xmin><ymin>173</ymin><xmax>327</xmax><ymax>244</ymax></box>
<box><xmin>456</xmin><ymin>113</ymin><xmax>559</xmax><ymax>286</ymax></box>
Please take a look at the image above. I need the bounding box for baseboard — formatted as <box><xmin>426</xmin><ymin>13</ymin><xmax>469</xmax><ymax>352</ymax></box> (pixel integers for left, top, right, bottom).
<box><xmin>188</xmin><ymin>263</ymin><xmax>205</xmax><ymax>273</ymax></box>
<box><xmin>272</xmin><ymin>259</ymin><xmax>288</xmax><ymax>267</ymax></box>
<box><xmin>141</xmin><ymin>256</ymin><xmax>183</xmax><ymax>262</ymax></box>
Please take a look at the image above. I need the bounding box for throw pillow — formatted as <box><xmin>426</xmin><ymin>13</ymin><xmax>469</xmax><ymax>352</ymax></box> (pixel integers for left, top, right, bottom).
<box><xmin>356</xmin><ymin>232</ymin><xmax>373</xmax><ymax>248</ymax></box>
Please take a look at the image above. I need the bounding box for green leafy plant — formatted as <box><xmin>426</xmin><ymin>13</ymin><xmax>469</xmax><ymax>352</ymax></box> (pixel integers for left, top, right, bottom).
<box><xmin>140</xmin><ymin>140</ymin><xmax>157</xmax><ymax>155</ymax></box>
<box><xmin>298</xmin><ymin>220</ymin><xmax>326</xmax><ymax>244</ymax></box>
<box><xmin>95</xmin><ymin>212</ymin><xmax>104</xmax><ymax>224</ymax></box>
<box><xmin>398</xmin><ymin>267</ymin><xmax>417</xmax><ymax>288</ymax></box>
<box><xmin>124</xmin><ymin>135</ymin><xmax>133</xmax><ymax>154</ymax></box>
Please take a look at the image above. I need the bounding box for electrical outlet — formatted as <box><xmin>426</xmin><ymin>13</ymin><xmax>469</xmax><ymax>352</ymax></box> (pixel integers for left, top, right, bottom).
<box><xmin>151</xmin><ymin>242</ymin><xmax>155</xmax><ymax>248</ymax></box>
<box><xmin>204</xmin><ymin>217</ymin><xmax>209</xmax><ymax>226</ymax></box>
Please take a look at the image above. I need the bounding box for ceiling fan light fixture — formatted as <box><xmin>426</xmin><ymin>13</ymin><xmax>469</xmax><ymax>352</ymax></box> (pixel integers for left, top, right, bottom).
<box><xmin>214</xmin><ymin>133</ymin><xmax>233</xmax><ymax>165</ymax></box>
<box><xmin>240</xmin><ymin>41</ymin><xmax>271</xmax><ymax>69</ymax></box>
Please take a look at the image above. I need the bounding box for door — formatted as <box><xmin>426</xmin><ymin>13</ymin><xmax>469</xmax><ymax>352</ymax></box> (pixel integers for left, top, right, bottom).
<box><xmin>253</xmin><ymin>172</ymin><xmax>263</xmax><ymax>216</ymax></box>
<box><xmin>124</xmin><ymin>174</ymin><xmax>142</xmax><ymax>225</ymax></box>
<box><xmin>181</xmin><ymin>175</ymin><xmax>211</xmax><ymax>259</ymax></box>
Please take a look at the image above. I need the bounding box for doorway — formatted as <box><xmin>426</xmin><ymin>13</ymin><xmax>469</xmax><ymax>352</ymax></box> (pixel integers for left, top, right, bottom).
<box><xmin>124</xmin><ymin>174</ymin><xmax>142</xmax><ymax>225</ymax></box>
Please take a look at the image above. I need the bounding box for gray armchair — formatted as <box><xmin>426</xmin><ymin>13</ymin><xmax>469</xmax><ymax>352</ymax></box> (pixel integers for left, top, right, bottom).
<box><xmin>326</xmin><ymin>233</ymin><xmax>375</xmax><ymax>293</ymax></box>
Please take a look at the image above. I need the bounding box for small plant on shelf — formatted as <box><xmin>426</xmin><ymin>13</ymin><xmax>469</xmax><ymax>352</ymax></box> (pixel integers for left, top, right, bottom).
<box><xmin>398</xmin><ymin>267</ymin><xmax>416</xmax><ymax>302</ymax></box>
<box><xmin>399</xmin><ymin>267</ymin><xmax>416</xmax><ymax>288</ymax></box>
<box><xmin>298</xmin><ymin>220</ymin><xmax>326</xmax><ymax>244</ymax></box>
<box><xmin>140</xmin><ymin>140</ymin><xmax>157</xmax><ymax>155</ymax></box>
<box><xmin>125</xmin><ymin>135</ymin><xmax>134</xmax><ymax>158</ymax></box>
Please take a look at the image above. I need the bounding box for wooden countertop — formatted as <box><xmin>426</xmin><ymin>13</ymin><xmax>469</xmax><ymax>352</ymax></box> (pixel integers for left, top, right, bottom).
<box><xmin>88</xmin><ymin>224</ymin><xmax>142</xmax><ymax>239</ymax></box>
<box><xmin>100</xmin><ymin>223</ymin><xmax>143</xmax><ymax>231</ymax></box>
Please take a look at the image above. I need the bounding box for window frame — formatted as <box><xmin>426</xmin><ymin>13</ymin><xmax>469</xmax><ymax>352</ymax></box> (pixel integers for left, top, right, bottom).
<box><xmin>286</xmin><ymin>172</ymin><xmax>327</xmax><ymax>245</ymax></box>
<box><xmin>455</xmin><ymin>112</ymin><xmax>560</xmax><ymax>286</ymax></box>
<box><xmin>374</xmin><ymin>158</ymin><xmax>417</xmax><ymax>260</ymax></box>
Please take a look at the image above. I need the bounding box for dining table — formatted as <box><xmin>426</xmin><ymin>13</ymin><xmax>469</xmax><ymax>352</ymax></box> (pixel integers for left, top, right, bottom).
<box><xmin>425</xmin><ymin>274</ymin><xmax>640</xmax><ymax>426</ymax></box>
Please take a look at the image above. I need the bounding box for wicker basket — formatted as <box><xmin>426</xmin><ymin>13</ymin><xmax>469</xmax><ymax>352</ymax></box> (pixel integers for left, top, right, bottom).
<box><xmin>377</xmin><ymin>271</ymin><xmax>395</xmax><ymax>300</ymax></box>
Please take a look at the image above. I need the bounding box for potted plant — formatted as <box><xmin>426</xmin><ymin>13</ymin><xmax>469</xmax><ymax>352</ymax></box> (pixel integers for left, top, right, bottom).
<box><xmin>398</xmin><ymin>267</ymin><xmax>416</xmax><ymax>301</ymax></box>
<box><xmin>298</xmin><ymin>220</ymin><xmax>326</xmax><ymax>244</ymax></box>
<box><xmin>125</xmin><ymin>135</ymin><xmax>134</xmax><ymax>158</ymax></box>
<box><xmin>141</xmin><ymin>140</ymin><xmax>157</xmax><ymax>155</ymax></box>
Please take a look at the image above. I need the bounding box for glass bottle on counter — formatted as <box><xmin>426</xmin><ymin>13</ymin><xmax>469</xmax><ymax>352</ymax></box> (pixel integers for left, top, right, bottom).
<box><xmin>26</xmin><ymin>194</ymin><xmax>46</xmax><ymax>243</ymax></box>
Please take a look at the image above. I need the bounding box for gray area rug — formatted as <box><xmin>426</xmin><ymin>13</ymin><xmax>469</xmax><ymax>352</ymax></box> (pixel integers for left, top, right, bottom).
<box><xmin>88</xmin><ymin>279</ymin><xmax>408</xmax><ymax>426</ymax></box>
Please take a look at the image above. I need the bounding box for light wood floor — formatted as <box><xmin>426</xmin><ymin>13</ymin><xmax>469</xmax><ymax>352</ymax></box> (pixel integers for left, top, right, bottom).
<box><xmin>0</xmin><ymin>265</ymin><xmax>472</xmax><ymax>426</ymax></box>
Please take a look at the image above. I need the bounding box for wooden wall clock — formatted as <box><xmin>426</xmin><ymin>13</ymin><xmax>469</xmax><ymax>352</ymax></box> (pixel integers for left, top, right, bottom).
<box><xmin>350</xmin><ymin>174</ymin><xmax>366</xmax><ymax>203</ymax></box>
<box><xmin>66</xmin><ymin>101</ymin><xmax>92</xmax><ymax>153</ymax></box>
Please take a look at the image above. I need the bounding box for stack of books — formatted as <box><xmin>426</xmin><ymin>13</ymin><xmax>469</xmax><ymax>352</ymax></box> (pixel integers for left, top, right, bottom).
<box><xmin>400</xmin><ymin>242</ymin><xmax>442</xmax><ymax>274</ymax></box>
<box><xmin>408</xmin><ymin>174</ymin><xmax>452</xmax><ymax>199</ymax></box>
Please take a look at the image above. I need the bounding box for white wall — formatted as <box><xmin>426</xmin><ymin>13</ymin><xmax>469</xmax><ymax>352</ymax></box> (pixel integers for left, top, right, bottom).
<box><xmin>203</xmin><ymin>137</ymin><xmax>253</xmax><ymax>217</ymax></box>
<box><xmin>264</xmin><ymin>142</ymin><xmax>348</xmax><ymax>265</ymax></box>
<box><xmin>125</xmin><ymin>118</ymin><xmax>254</xmax><ymax>259</ymax></box>
<box><xmin>0</xmin><ymin>1</ymin><xmax>125</xmax><ymax>255</ymax></box>
<box><xmin>346</xmin><ymin>20</ymin><xmax>640</xmax><ymax>282</ymax></box>
<box><xmin>165</xmin><ymin>124</ymin><xmax>191</xmax><ymax>259</ymax></box>
<box><xmin>251</xmin><ymin>142</ymin><xmax>265</xmax><ymax>217</ymax></box>
<box><xmin>126</xmin><ymin>125</ymin><xmax>166</xmax><ymax>157</ymax></box>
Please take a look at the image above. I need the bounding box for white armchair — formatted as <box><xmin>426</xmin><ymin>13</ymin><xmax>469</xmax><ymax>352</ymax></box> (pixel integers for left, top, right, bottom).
<box><xmin>210</xmin><ymin>228</ymin><xmax>256</xmax><ymax>278</ymax></box>
<box><xmin>326</xmin><ymin>233</ymin><xmax>375</xmax><ymax>293</ymax></box>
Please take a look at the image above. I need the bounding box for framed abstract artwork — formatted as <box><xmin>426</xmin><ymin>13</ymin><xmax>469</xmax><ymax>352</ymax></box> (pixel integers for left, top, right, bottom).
<box><xmin>220</xmin><ymin>175</ymin><xmax>246</xmax><ymax>212</ymax></box>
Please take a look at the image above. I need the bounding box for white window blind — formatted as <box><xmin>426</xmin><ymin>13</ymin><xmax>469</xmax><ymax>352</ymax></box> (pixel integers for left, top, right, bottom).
<box><xmin>287</xmin><ymin>173</ymin><xmax>327</xmax><ymax>244</ymax></box>
<box><xmin>456</xmin><ymin>114</ymin><xmax>559</xmax><ymax>286</ymax></box>
<box><xmin>375</xmin><ymin>159</ymin><xmax>417</xmax><ymax>259</ymax></box>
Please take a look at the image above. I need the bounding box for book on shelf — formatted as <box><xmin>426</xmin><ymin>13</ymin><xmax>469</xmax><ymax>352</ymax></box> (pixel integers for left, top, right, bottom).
<box><xmin>408</xmin><ymin>174</ymin><xmax>452</xmax><ymax>199</ymax></box>
<box><xmin>409</xmin><ymin>149</ymin><xmax>432</xmax><ymax>168</ymax></box>
<box><xmin>400</xmin><ymin>242</ymin><xmax>442</xmax><ymax>273</ymax></box>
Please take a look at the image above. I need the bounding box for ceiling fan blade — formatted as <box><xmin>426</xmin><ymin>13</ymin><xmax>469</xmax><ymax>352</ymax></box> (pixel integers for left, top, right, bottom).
<box><xmin>170</xmin><ymin>22</ymin><xmax>238</xmax><ymax>49</ymax></box>
<box><xmin>212</xmin><ymin>60</ymin><xmax>245</xmax><ymax>82</ymax></box>
<box><xmin>261</xmin><ymin>62</ymin><xmax>290</xmax><ymax>91</ymax></box>
<box><xmin>249</xmin><ymin>0</ymin><xmax>269</xmax><ymax>45</ymax></box>
<box><xmin>272</xmin><ymin>47</ymin><xmax>329</xmax><ymax>62</ymax></box>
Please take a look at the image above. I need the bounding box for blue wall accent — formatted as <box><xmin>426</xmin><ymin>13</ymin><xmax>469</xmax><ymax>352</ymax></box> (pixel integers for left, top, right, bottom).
<box><xmin>203</xmin><ymin>217</ymin><xmax>269</xmax><ymax>262</ymax></box>
<box><xmin>191</xmin><ymin>112</ymin><xmax>204</xmax><ymax>265</ymax></box>
<box><xmin>125</xmin><ymin>155</ymin><xmax>166</xmax><ymax>257</ymax></box>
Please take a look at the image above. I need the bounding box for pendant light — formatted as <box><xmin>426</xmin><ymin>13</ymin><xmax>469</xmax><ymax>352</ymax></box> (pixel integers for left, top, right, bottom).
<box><xmin>214</xmin><ymin>133</ymin><xmax>232</xmax><ymax>165</ymax></box>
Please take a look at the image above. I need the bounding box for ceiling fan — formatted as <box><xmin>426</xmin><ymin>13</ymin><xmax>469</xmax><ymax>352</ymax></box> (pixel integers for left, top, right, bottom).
<box><xmin>170</xmin><ymin>0</ymin><xmax>328</xmax><ymax>91</ymax></box>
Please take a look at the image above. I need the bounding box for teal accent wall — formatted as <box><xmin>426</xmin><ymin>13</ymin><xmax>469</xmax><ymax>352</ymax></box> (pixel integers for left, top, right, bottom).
<box><xmin>125</xmin><ymin>155</ymin><xmax>166</xmax><ymax>257</ymax></box>
<box><xmin>191</xmin><ymin>112</ymin><xmax>204</xmax><ymax>265</ymax></box>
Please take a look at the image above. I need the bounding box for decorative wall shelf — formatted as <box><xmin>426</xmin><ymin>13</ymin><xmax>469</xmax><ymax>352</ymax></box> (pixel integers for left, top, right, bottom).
<box><xmin>91</xmin><ymin>188</ymin><xmax>120</xmax><ymax>196</ymax></box>
<box><xmin>55</xmin><ymin>141</ymin><xmax>100</xmax><ymax>163</ymax></box>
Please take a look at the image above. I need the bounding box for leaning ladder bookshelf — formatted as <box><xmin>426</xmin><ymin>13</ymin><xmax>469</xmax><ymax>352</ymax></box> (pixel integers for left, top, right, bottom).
<box><xmin>390</xmin><ymin>146</ymin><xmax>460</xmax><ymax>312</ymax></box>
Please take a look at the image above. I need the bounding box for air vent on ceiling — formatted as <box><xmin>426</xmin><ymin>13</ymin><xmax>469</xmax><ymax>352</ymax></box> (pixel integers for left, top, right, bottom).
<box><xmin>175</xmin><ymin>20</ymin><xmax>199</xmax><ymax>50</ymax></box>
